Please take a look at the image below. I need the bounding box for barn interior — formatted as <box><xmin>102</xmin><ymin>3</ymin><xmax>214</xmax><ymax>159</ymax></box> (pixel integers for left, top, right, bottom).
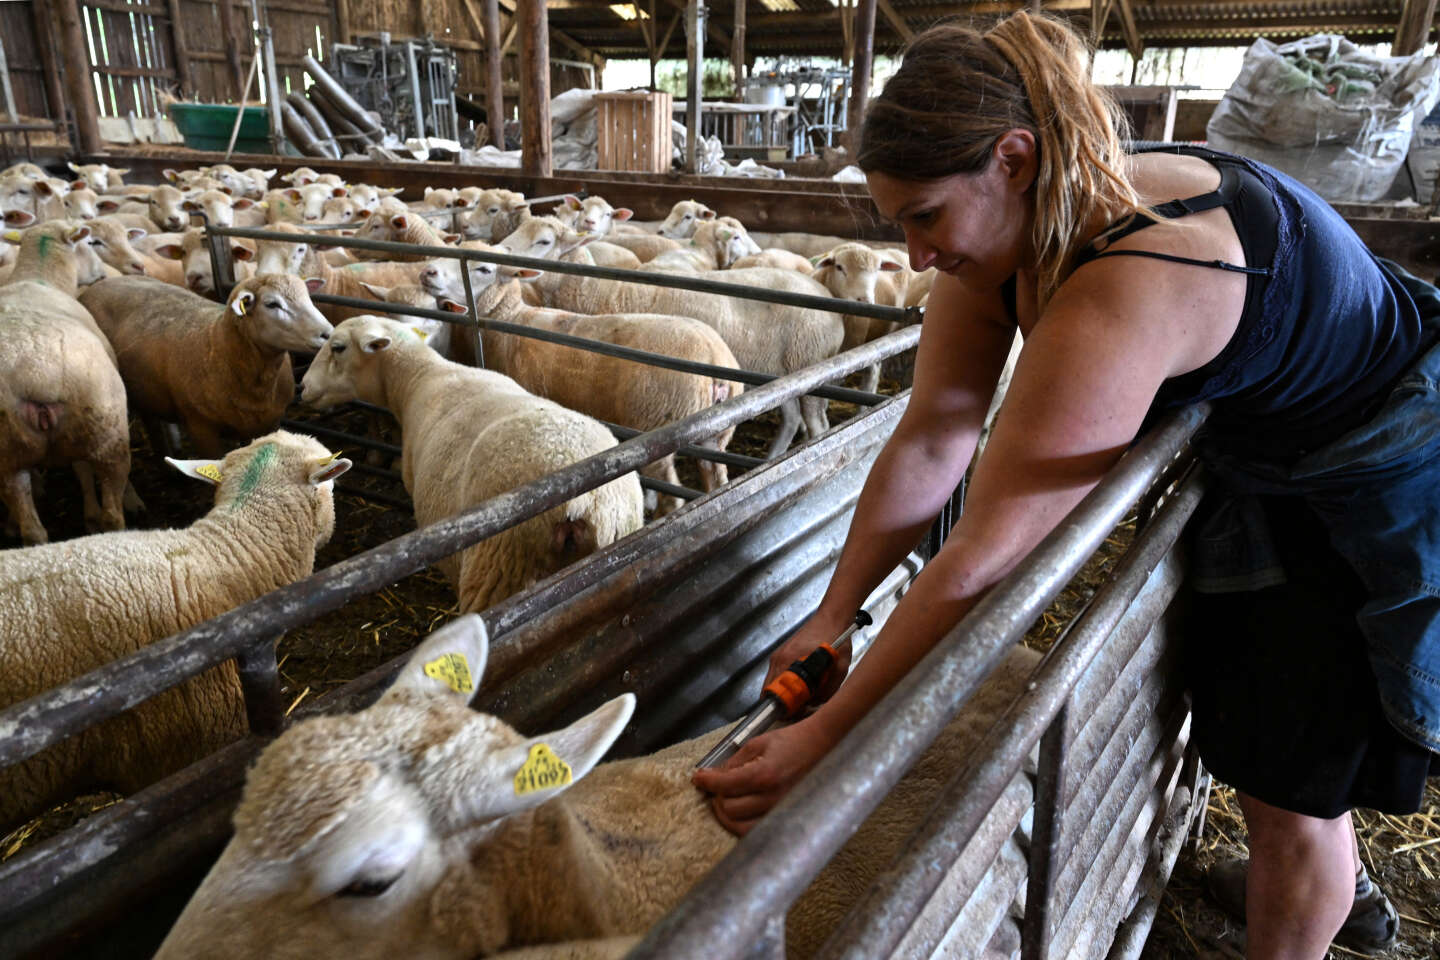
<box><xmin>2</xmin><ymin>2</ymin><xmax>1439</xmax><ymax>959</ymax></box>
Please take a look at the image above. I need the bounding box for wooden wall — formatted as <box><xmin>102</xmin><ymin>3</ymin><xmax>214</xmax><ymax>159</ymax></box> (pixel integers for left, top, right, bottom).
<box><xmin>1</xmin><ymin>3</ymin><xmax>54</xmax><ymax>119</ymax></box>
<box><xmin>178</xmin><ymin>1</ymin><xmax>336</xmax><ymax>104</ymax></box>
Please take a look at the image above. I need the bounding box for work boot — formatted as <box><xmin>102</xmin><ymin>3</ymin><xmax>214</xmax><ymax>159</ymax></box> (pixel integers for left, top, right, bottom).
<box><xmin>1206</xmin><ymin>858</ymin><xmax>1400</xmax><ymax>952</ymax></box>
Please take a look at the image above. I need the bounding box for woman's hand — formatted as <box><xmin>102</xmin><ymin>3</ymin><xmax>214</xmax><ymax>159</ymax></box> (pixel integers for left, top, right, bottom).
<box><xmin>691</xmin><ymin>715</ymin><xmax>840</xmax><ymax>835</ymax></box>
<box><xmin>764</xmin><ymin>608</ymin><xmax>857</xmax><ymax>702</ymax></box>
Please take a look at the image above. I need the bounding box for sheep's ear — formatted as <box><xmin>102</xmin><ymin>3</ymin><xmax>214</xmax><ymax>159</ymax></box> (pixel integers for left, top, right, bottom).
<box><xmin>96</xmin><ymin>199</ymin><xmax>121</xmax><ymax>212</ymax></box>
<box><xmin>114</xmin><ymin>167</ymin><xmax>130</xmax><ymax>176</ymax></box>
<box><xmin>358</xmin><ymin>281</ymin><xmax>388</xmax><ymax>299</ymax></box>
<box><xmin>68</xmin><ymin>180</ymin><xmax>86</xmax><ymax>192</ymax></box>
<box><xmin>65</xmin><ymin>225</ymin><xmax>91</xmax><ymax>245</ymax></box>
<box><xmin>165</xmin><ymin>457</ymin><xmax>224</xmax><ymax>485</ymax></box>
<box><xmin>304</xmin><ymin>277</ymin><xmax>325</xmax><ymax>293</ymax></box>
<box><xmin>34</xmin><ymin>180</ymin><xmax>58</xmax><ymax>197</ymax></box>
<box><xmin>424</xmin><ymin>186</ymin><xmax>435</xmax><ymax>197</ymax></box>
<box><xmin>3</xmin><ymin>211</ymin><xmax>36</xmax><ymax>227</ymax></box>
<box><xmin>437</xmin><ymin>297</ymin><xmax>469</xmax><ymax>314</ymax></box>
<box><xmin>443</xmin><ymin>233</ymin><xmax>462</xmax><ymax>244</ymax></box>
<box><xmin>261</xmin><ymin>168</ymin><xmax>277</xmax><ymax>178</ymax></box>
<box><xmin>154</xmin><ymin>242</ymin><xmax>185</xmax><ymax>260</ymax></box>
<box><xmin>563</xmin><ymin>194</ymin><xmax>582</xmax><ymax>211</ymax></box>
<box><xmin>382</xmin><ymin>613</ymin><xmax>490</xmax><ymax>704</ymax></box>
<box><xmin>232</xmin><ymin>197</ymin><xmax>255</xmax><ymax>210</ymax></box>
<box><xmin>231</xmin><ymin>290</ymin><xmax>255</xmax><ymax>316</ymax></box>
<box><xmin>360</xmin><ymin>331</ymin><xmax>392</xmax><ymax>353</ymax></box>
<box><xmin>479</xmin><ymin>694</ymin><xmax>636</xmax><ymax>820</ymax></box>
<box><xmin>182</xmin><ymin>199</ymin><xmax>200</xmax><ymax>211</ymax></box>
<box><xmin>331</xmin><ymin>187</ymin><xmax>347</xmax><ymax>198</ymax></box>
<box><xmin>613</xmin><ymin>207</ymin><xmax>633</xmax><ymax>222</ymax></box>
<box><xmin>126</xmin><ymin>227</ymin><xmax>147</xmax><ymax>241</ymax></box>
<box><xmin>67</xmin><ymin>161</ymin><xmax>82</xmax><ymax>174</ymax></box>
<box><xmin>699</xmin><ymin>209</ymin><xmax>716</xmax><ymax>221</ymax></box>
<box><xmin>285</xmin><ymin>188</ymin><xmax>303</xmax><ymax>202</ymax></box>
<box><xmin>390</xmin><ymin>214</ymin><xmax>409</xmax><ymax>230</ymax></box>
<box><xmin>231</xmin><ymin>244</ymin><xmax>254</xmax><ymax>262</ymax></box>
<box><xmin>815</xmin><ymin>255</ymin><xmax>835</xmax><ymax>269</ymax></box>
<box><xmin>163</xmin><ymin>168</ymin><xmax>180</xmax><ymax>183</ymax></box>
<box><xmin>513</xmin><ymin>267</ymin><xmax>542</xmax><ymax>282</ymax></box>
<box><xmin>308</xmin><ymin>450</ymin><xmax>351</xmax><ymax>486</ymax></box>
<box><xmin>879</xmin><ymin>260</ymin><xmax>904</xmax><ymax>273</ymax></box>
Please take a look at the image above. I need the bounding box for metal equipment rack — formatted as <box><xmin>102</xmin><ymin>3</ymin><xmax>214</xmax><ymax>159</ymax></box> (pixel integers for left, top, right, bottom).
<box><xmin>785</xmin><ymin>66</ymin><xmax>851</xmax><ymax>157</ymax></box>
<box><xmin>329</xmin><ymin>35</ymin><xmax>460</xmax><ymax>143</ymax></box>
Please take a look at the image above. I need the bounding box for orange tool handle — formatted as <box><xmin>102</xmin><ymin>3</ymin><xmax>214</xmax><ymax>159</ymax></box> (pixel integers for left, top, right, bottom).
<box><xmin>762</xmin><ymin>641</ymin><xmax>841</xmax><ymax>717</ymax></box>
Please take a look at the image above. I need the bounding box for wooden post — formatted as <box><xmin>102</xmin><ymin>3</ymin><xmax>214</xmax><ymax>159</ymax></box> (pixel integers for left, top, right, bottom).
<box><xmin>336</xmin><ymin>0</ymin><xmax>353</xmax><ymax>44</ymax></box>
<box><xmin>732</xmin><ymin>0</ymin><xmax>746</xmax><ymax>101</ymax></box>
<box><xmin>518</xmin><ymin>0</ymin><xmax>552</xmax><ymax>177</ymax></box>
<box><xmin>483</xmin><ymin>0</ymin><xmax>504</xmax><ymax>147</ymax></box>
<box><xmin>847</xmin><ymin>0</ymin><xmax>875</xmax><ymax>143</ymax></box>
<box><xmin>684</xmin><ymin>0</ymin><xmax>701</xmax><ymax>173</ymax></box>
<box><xmin>166</xmin><ymin>0</ymin><xmax>195</xmax><ymax>96</ymax></box>
<box><xmin>1395</xmin><ymin>0</ymin><xmax>1439</xmax><ymax>56</ymax></box>
<box><xmin>56</xmin><ymin>0</ymin><xmax>101</xmax><ymax>153</ymax></box>
<box><xmin>32</xmin><ymin>0</ymin><xmax>68</xmax><ymax>124</ymax></box>
<box><xmin>216</xmin><ymin>0</ymin><xmax>247</xmax><ymax>103</ymax></box>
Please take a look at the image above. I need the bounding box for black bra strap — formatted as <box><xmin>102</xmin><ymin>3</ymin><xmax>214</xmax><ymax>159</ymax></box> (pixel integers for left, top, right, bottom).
<box><xmin>1086</xmin><ymin>248</ymin><xmax>1270</xmax><ymax>276</ymax></box>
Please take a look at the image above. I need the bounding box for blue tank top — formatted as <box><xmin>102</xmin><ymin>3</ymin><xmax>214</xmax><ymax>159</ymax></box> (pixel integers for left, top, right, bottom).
<box><xmin>1076</xmin><ymin>145</ymin><xmax>1434</xmax><ymax>461</ymax></box>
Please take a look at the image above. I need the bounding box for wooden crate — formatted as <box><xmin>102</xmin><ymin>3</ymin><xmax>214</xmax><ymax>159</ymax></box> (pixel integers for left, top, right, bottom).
<box><xmin>596</xmin><ymin>91</ymin><xmax>673</xmax><ymax>173</ymax></box>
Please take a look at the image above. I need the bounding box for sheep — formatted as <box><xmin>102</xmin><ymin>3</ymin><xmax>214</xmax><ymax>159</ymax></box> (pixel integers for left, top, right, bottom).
<box><xmin>645</xmin><ymin>216</ymin><xmax>759</xmax><ymax>273</ymax></box>
<box><xmin>156</xmin><ymin>614</ymin><xmax>1039</xmax><ymax>960</ymax></box>
<box><xmin>265</xmin><ymin>183</ymin><xmax>348</xmax><ymax>224</ymax></box>
<box><xmin>109</xmin><ymin>183</ymin><xmax>188</xmax><ymax>232</ymax></box>
<box><xmin>319</xmin><ymin>194</ymin><xmax>366</xmax><ymax>225</ymax></box>
<box><xmin>183</xmin><ymin>189</ymin><xmax>266</xmax><ymax>229</ymax></box>
<box><xmin>280</xmin><ymin>166</ymin><xmax>321</xmax><ymax>186</ymax></box>
<box><xmin>810</xmin><ymin>242</ymin><xmax>921</xmax><ymax>394</ymax></box>
<box><xmin>417</xmin><ymin>186</ymin><xmax>466</xmax><ymax>231</ymax></box>
<box><xmin>555</xmin><ymin>194</ymin><xmax>635</xmax><ymax>237</ymax></box>
<box><xmin>240</xmin><ymin>167</ymin><xmax>279</xmax><ymax>199</ymax></box>
<box><xmin>67</xmin><ymin>161</ymin><xmax>130</xmax><ymax>193</ymax></box>
<box><xmin>178</xmin><ymin>226</ymin><xmax>257</xmax><ymax>297</ymax></box>
<box><xmin>197</xmin><ymin>163</ymin><xmax>256</xmax><ymax>198</ymax></box>
<box><xmin>252</xmin><ymin>222</ymin><xmax>427</xmax><ymax>323</ymax></box>
<box><xmin>0</xmin><ymin>170</ymin><xmax>66</xmax><ymax>226</ymax></box>
<box><xmin>601</xmin><ymin>231</ymin><xmax>683</xmax><ymax>263</ymax></box>
<box><xmin>353</xmin><ymin>207</ymin><xmax>458</xmax><ymax>261</ymax></box>
<box><xmin>656</xmin><ymin>198</ymin><xmax>717</xmax><ymax>238</ymax></box>
<box><xmin>78</xmin><ymin>216</ymin><xmax>149</xmax><ymax>277</ymax></box>
<box><xmin>0</xmin><ymin>430</ymin><xmax>352</xmax><ymax>829</ymax></box>
<box><xmin>63</xmin><ymin>186</ymin><xmax>101</xmax><ymax>220</ymax></box>
<box><xmin>458</xmin><ymin>187</ymin><xmax>531</xmax><ymax>240</ymax></box>
<box><xmin>0</xmin><ymin>221</ymin><xmax>130</xmax><ymax>544</ymax></box>
<box><xmin>503</xmin><ymin>217</ymin><xmax>843</xmax><ymax>457</ymax></box>
<box><xmin>356</xmin><ymin>281</ymin><xmax>461</xmax><ymax>359</ymax></box>
<box><xmin>300</xmin><ymin>316</ymin><xmax>643</xmax><ymax>612</ymax></box>
<box><xmin>78</xmin><ymin>274</ymin><xmax>332</xmax><ymax>457</ymax></box>
<box><xmin>346</xmin><ymin>183</ymin><xmax>403</xmax><ymax>217</ymax></box>
<box><xmin>3</xmin><ymin>161</ymin><xmax>49</xmax><ymax>181</ymax></box>
<box><xmin>730</xmin><ymin>247</ymin><xmax>816</xmax><ymax>275</ymax></box>
<box><xmin>419</xmin><ymin>252</ymin><xmax>743</xmax><ymax>513</ymax></box>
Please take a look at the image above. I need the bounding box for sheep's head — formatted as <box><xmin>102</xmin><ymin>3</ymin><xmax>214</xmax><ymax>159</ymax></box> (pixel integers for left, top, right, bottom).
<box><xmin>321</xmin><ymin>195</ymin><xmax>364</xmax><ymax>225</ymax></box>
<box><xmin>228</xmin><ymin>274</ymin><xmax>333</xmax><ymax>353</ymax></box>
<box><xmin>562</xmin><ymin>195</ymin><xmax>633</xmax><ymax>238</ymax></box>
<box><xmin>156</xmin><ymin>615</ymin><xmax>634</xmax><ymax>960</ymax></box>
<box><xmin>497</xmin><ymin>216</ymin><xmax>590</xmax><ymax>263</ymax></box>
<box><xmin>181</xmin><ymin>228</ymin><xmax>255</xmax><ymax>297</ymax></box>
<box><xmin>459</xmin><ymin>189</ymin><xmax>528</xmax><ymax>240</ymax></box>
<box><xmin>148</xmin><ymin>185</ymin><xmax>188</xmax><ymax>231</ymax></box>
<box><xmin>254</xmin><ymin>222</ymin><xmax>318</xmax><ymax>277</ymax></box>
<box><xmin>283</xmin><ymin>167</ymin><xmax>320</xmax><ymax>187</ymax></box>
<box><xmin>302</xmin><ymin>315</ymin><xmax>423</xmax><ymax>409</ymax></box>
<box><xmin>0</xmin><ymin>171</ymin><xmax>49</xmax><ymax>226</ymax></box>
<box><xmin>183</xmin><ymin>189</ymin><xmax>236</xmax><ymax>229</ymax></box>
<box><xmin>418</xmin><ymin>242</ymin><xmax>512</xmax><ymax>305</ymax></box>
<box><xmin>5</xmin><ymin>220</ymin><xmax>100</xmax><ymax>289</ymax></box>
<box><xmin>696</xmin><ymin>217</ymin><xmax>760</xmax><ymax>268</ymax></box>
<box><xmin>84</xmin><ymin>217</ymin><xmax>147</xmax><ymax>276</ymax></box>
<box><xmin>811</xmin><ymin>243</ymin><xmax>905</xmax><ymax>305</ymax></box>
<box><xmin>242</xmin><ymin>168</ymin><xmax>279</xmax><ymax>199</ymax></box>
<box><xmin>168</xmin><ymin>430</ymin><xmax>350</xmax><ymax>551</ymax></box>
<box><xmin>67</xmin><ymin>161</ymin><xmax>127</xmax><ymax>194</ymax></box>
<box><xmin>657</xmin><ymin>199</ymin><xmax>716</xmax><ymax>239</ymax></box>
<box><xmin>63</xmin><ymin>187</ymin><xmax>100</xmax><ymax>221</ymax></box>
<box><xmin>356</xmin><ymin>282</ymin><xmax>465</xmax><ymax>349</ymax></box>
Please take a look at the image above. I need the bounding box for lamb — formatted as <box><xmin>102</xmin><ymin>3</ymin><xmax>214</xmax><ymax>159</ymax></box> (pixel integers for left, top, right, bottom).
<box><xmin>78</xmin><ymin>215</ymin><xmax>149</xmax><ymax>277</ymax></box>
<box><xmin>156</xmin><ymin>614</ymin><xmax>1039</xmax><ymax>960</ymax></box>
<box><xmin>79</xmin><ymin>274</ymin><xmax>332</xmax><ymax>456</ymax></box>
<box><xmin>3</xmin><ymin>161</ymin><xmax>49</xmax><ymax>181</ymax></box>
<box><xmin>177</xmin><ymin>226</ymin><xmax>257</xmax><ymax>297</ymax></box>
<box><xmin>63</xmin><ymin>186</ymin><xmax>101</xmax><ymax>220</ymax></box>
<box><xmin>0</xmin><ymin>170</ymin><xmax>66</xmax><ymax>225</ymax></box>
<box><xmin>356</xmin><ymin>281</ymin><xmax>461</xmax><ymax>359</ymax></box>
<box><xmin>730</xmin><ymin>247</ymin><xmax>816</xmax><ymax>274</ymax></box>
<box><xmin>252</xmin><ymin>222</ymin><xmax>427</xmax><ymax>322</ymax></box>
<box><xmin>346</xmin><ymin>183</ymin><xmax>403</xmax><ymax>217</ymax></box>
<box><xmin>0</xmin><ymin>221</ymin><xmax>130</xmax><ymax>544</ymax></box>
<box><xmin>353</xmin><ymin>207</ymin><xmax>458</xmax><ymax>261</ymax></box>
<box><xmin>266</xmin><ymin>183</ymin><xmax>348</xmax><ymax>224</ymax></box>
<box><xmin>656</xmin><ymin>198</ymin><xmax>717</xmax><ymax>238</ymax></box>
<box><xmin>184</xmin><ymin>189</ymin><xmax>266</xmax><ymax>229</ymax></box>
<box><xmin>420</xmin><ymin>252</ymin><xmax>743</xmax><ymax>513</ymax></box>
<box><xmin>502</xmin><ymin>217</ymin><xmax>844</xmax><ymax>457</ymax></box>
<box><xmin>67</xmin><ymin>161</ymin><xmax>130</xmax><ymax>193</ymax></box>
<box><xmin>458</xmin><ymin>187</ymin><xmax>531</xmax><ymax>240</ymax></box>
<box><xmin>300</xmin><ymin>316</ymin><xmax>643</xmax><ymax>612</ymax></box>
<box><xmin>197</xmin><ymin>163</ymin><xmax>256</xmax><ymax>198</ymax></box>
<box><xmin>319</xmin><ymin>194</ymin><xmax>366</xmax><ymax>224</ymax></box>
<box><xmin>645</xmin><ymin>217</ymin><xmax>758</xmax><ymax>273</ymax></box>
<box><xmin>108</xmin><ymin>183</ymin><xmax>188</xmax><ymax>232</ymax></box>
<box><xmin>554</xmin><ymin>194</ymin><xmax>635</xmax><ymax>237</ymax></box>
<box><xmin>810</xmin><ymin>242</ymin><xmax>921</xmax><ymax>393</ymax></box>
<box><xmin>0</xmin><ymin>431</ymin><xmax>351</xmax><ymax>829</ymax></box>
<box><xmin>240</xmin><ymin>167</ymin><xmax>279</xmax><ymax>199</ymax></box>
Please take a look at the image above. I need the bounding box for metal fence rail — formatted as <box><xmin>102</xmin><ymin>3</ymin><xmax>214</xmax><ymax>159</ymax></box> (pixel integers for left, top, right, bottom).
<box><xmin>0</xmin><ymin>328</ymin><xmax>918</xmax><ymax>772</ymax></box>
<box><xmin>625</xmin><ymin>402</ymin><xmax>1209</xmax><ymax>960</ymax></box>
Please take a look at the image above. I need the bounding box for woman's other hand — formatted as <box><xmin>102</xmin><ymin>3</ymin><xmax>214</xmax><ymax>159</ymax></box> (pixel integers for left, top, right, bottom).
<box><xmin>763</xmin><ymin>607</ymin><xmax>857</xmax><ymax>703</ymax></box>
<box><xmin>691</xmin><ymin>716</ymin><xmax>839</xmax><ymax>835</ymax></box>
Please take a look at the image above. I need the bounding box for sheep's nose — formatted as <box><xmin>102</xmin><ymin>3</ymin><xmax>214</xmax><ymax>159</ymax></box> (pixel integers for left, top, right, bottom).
<box><xmin>421</xmin><ymin>266</ymin><xmax>438</xmax><ymax>279</ymax></box>
<box><xmin>129</xmin><ymin>261</ymin><xmax>145</xmax><ymax>274</ymax></box>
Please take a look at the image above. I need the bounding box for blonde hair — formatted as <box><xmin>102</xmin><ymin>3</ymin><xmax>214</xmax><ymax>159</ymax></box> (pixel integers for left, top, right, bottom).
<box><xmin>857</xmin><ymin>12</ymin><xmax>1147</xmax><ymax>306</ymax></box>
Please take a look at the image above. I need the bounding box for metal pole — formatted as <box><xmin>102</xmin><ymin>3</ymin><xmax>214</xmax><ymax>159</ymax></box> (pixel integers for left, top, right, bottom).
<box><xmin>405</xmin><ymin>40</ymin><xmax>426</xmax><ymax>140</ymax></box>
<box><xmin>253</xmin><ymin>0</ymin><xmax>285</xmax><ymax>153</ymax></box>
<box><xmin>685</xmin><ymin>0</ymin><xmax>703</xmax><ymax>173</ymax></box>
<box><xmin>624</xmin><ymin>404</ymin><xmax>1209</xmax><ymax>960</ymax></box>
<box><xmin>0</xmin><ymin>34</ymin><xmax>19</xmax><ymax>123</ymax></box>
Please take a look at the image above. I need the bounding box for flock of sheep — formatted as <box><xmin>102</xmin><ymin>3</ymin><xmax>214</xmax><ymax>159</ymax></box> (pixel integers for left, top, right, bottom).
<box><xmin>0</xmin><ymin>159</ymin><xmax>1038</xmax><ymax>958</ymax></box>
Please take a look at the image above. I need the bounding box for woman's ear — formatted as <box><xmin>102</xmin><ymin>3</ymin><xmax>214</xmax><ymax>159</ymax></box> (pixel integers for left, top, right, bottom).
<box><xmin>992</xmin><ymin>129</ymin><xmax>1038</xmax><ymax>192</ymax></box>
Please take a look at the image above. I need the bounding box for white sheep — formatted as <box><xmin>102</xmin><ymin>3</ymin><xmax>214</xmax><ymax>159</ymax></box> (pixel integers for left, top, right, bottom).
<box><xmin>252</xmin><ymin>222</ymin><xmax>427</xmax><ymax>323</ymax></box>
<box><xmin>345</xmin><ymin>183</ymin><xmax>403</xmax><ymax>217</ymax></box>
<box><xmin>420</xmin><ymin>251</ymin><xmax>743</xmax><ymax>514</ymax></box>
<box><xmin>810</xmin><ymin>242</ymin><xmax>920</xmax><ymax>394</ymax></box>
<box><xmin>67</xmin><ymin>161</ymin><xmax>130</xmax><ymax>194</ymax></box>
<box><xmin>0</xmin><ymin>221</ymin><xmax>130</xmax><ymax>544</ymax></box>
<box><xmin>656</xmin><ymin>198</ymin><xmax>717</xmax><ymax>238</ymax></box>
<box><xmin>176</xmin><ymin>226</ymin><xmax>257</xmax><ymax>297</ymax></box>
<box><xmin>63</xmin><ymin>186</ymin><xmax>101</xmax><ymax>220</ymax></box>
<box><xmin>79</xmin><ymin>274</ymin><xmax>332</xmax><ymax>457</ymax></box>
<box><xmin>353</xmin><ymin>207</ymin><xmax>458</xmax><ymax>261</ymax></box>
<box><xmin>458</xmin><ymin>188</ymin><xmax>531</xmax><ymax>241</ymax></box>
<box><xmin>183</xmin><ymin>189</ymin><xmax>266</xmax><ymax>229</ymax></box>
<box><xmin>156</xmin><ymin>614</ymin><xmax>1039</xmax><ymax>960</ymax></box>
<box><xmin>502</xmin><ymin>217</ymin><xmax>844</xmax><ymax>457</ymax></box>
<box><xmin>0</xmin><ymin>171</ymin><xmax>66</xmax><ymax>226</ymax></box>
<box><xmin>240</xmin><ymin>167</ymin><xmax>279</xmax><ymax>199</ymax></box>
<box><xmin>300</xmin><ymin>316</ymin><xmax>643</xmax><ymax>612</ymax></box>
<box><xmin>266</xmin><ymin>183</ymin><xmax>349</xmax><ymax>224</ymax></box>
<box><xmin>0</xmin><ymin>430</ymin><xmax>351</xmax><ymax>829</ymax></box>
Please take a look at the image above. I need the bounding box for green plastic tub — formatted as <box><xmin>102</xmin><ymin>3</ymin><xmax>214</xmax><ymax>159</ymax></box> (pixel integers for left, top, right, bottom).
<box><xmin>168</xmin><ymin>103</ymin><xmax>271</xmax><ymax>154</ymax></box>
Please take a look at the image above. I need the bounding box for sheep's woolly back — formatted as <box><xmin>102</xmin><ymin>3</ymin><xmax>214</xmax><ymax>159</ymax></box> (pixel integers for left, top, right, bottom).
<box><xmin>0</xmin><ymin>430</ymin><xmax>339</xmax><ymax>827</ymax></box>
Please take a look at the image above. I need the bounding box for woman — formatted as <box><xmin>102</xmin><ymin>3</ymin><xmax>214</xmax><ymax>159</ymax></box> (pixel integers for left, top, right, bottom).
<box><xmin>692</xmin><ymin>12</ymin><xmax>1440</xmax><ymax>959</ymax></box>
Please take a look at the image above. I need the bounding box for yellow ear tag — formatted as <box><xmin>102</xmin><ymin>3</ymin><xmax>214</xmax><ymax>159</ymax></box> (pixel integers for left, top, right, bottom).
<box><xmin>513</xmin><ymin>743</ymin><xmax>572</xmax><ymax>796</ymax></box>
<box><xmin>196</xmin><ymin>463</ymin><xmax>223</xmax><ymax>483</ymax></box>
<box><xmin>411</xmin><ymin>326</ymin><xmax>429</xmax><ymax>340</ymax></box>
<box><xmin>423</xmin><ymin>652</ymin><xmax>473</xmax><ymax>695</ymax></box>
<box><xmin>3</xmin><ymin>230</ymin><xmax>21</xmax><ymax>243</ymax></box>
<box><xmin>235</xmin><ymin>297</ymin><xmax>248</xmax><ymax>316</ymax></box>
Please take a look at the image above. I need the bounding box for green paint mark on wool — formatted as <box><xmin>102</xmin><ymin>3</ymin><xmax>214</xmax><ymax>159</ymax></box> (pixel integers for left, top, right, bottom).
<box><xmin>231</xmin><ymin>442</ymin><xmax>278</xmax><ymax>510</ymax></box>
<box><xmin>37</xmin><ymin>234</ymin><xmax>53</xmax><ymax>260</ymax></box>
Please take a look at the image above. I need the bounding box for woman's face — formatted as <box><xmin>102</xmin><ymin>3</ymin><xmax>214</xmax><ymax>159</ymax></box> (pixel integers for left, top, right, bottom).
<box><xmin>866</xmin><ymin>131</ymin><xmax>1035</xmax><ymax>288</ymax></box>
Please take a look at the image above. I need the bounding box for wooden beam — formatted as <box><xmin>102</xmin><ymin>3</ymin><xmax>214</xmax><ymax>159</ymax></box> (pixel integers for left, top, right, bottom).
<box><xmin>1395</xmin><ymin>0</ymin><xmax>1439</xmax><ymax>55</ymax></box>
<box><xmin>335</xmin><ymin>0</ymin><xmax>352</xmax><ymax>43</ymax></box>
<box><xmin>657</xmin><ymin>8</ymin><xmax>682</xmax><ymax>59</ymax></box>
<box><xmin>56</xmin><ymin>0</ymin><xmax>100</xmax><ymax>152</ymax></box>
<box><xmin>1089</xmin><ymin>0</ymin><xmax>1115</xmax><ymax>44</ymax></box>
<box><xmin>484</xmin><ymin>0</ymin><xmax>505</xmax><ymax>147</ymax></box>
<box><xmin>461</xmin><ymin>0</ymin><xmax>487</xmax><ymax>39</ymax></box>
<box><xmin>32</xmin><ymin>1</ymin><xmax>68</xmax><ymax>124</ymax></box>
<box><xmin>519</xmin><ymin>0</ymin><xmax>552</xmax><ymax>177</ymax></box>
<box><xmin>685</xmin><ymin>0</ymin><xmax>700</xmax><ymax>172</ymax></box>
<box><xmin>502</xmin><ymin>21</ymin><xmax>519</xmax><ymax>56</ymax></box>
<box><xmin>165</xmin><ymin>0</ymin><xmax>195</xmax><ymax>95</ymax></box>
<box><xmin>216</xmin><ymin>0</ymin><xmax>246</xmax><ymax>103</ymax></box>
<box><xmin>876</xmin><ymin>0</ymin><xmax>912</xmax><ymax>42</ymax></box>
<box><xmin>1113</xmin><ymin>0</ymin><xmax>1142</xmax><ymax>60</ymax></box>
<box><xmin>848</xmin><ymin>0</ymin><xmax>876</xmax><ymax>142</ymax></box>
<box><xmin>661</xmin><ymin>0</ymin><xmax>729</xmax><ymax>51</ymax></box>
<box><xmin>733</xmin><ymin>0</ymin><xmax>747</xmax><ymax>97</ymax></box>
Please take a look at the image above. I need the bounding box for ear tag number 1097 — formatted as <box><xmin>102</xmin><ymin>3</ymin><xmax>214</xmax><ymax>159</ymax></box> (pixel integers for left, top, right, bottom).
<box><xmin>514</xmin><ymin>743</ymin><xmax>572</xmax><ymax>796</ymax></box>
